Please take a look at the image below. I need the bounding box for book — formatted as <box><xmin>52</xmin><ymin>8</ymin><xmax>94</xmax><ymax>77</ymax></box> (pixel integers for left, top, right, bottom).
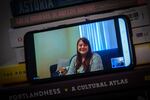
<box><xmin>0</xmin><ymin>64</ymin><xmax>27</xmax><ymax>85</ymax></box>
<box><xmin>1</xmin><ymin>64</ymin><xmax>150</xmax><ymax>100</ymax></box>
<box><xmin>10</xmin><ymin>0</ymin><xmax>146</xmax><ymax>28</ymax></box>
<box><xmin>10</xmin><ymin>0</ymin><xmax>95</xmax><ymax>17</ymax></box>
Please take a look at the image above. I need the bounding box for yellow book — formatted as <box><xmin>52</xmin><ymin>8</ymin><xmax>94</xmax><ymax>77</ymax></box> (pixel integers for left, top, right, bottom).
<box><xmin>0</xmin><ymin>63</ymin><xmax>27</xmax><ymax>85</ymax></box>
<box><xmin>134</xmin><ymin>43</ymin><xmax>150</xmax><ymax>65</ymax></box>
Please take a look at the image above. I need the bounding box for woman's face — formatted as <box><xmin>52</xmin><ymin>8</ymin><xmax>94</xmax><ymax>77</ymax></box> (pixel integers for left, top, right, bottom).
<box><xmin>77</xmin><ymin>40</ymin><xmax>89</xmax><ymax>55</ymax></box>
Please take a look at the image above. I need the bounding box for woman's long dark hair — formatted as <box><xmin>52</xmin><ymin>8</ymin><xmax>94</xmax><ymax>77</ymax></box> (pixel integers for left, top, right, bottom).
<box><xmin>76</xmin><ymin>37</ymin><xmax>93</xmax><ymax>72</ymax></box>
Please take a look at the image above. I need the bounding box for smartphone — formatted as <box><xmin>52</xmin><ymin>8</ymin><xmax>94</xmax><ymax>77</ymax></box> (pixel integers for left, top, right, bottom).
<box><xmin>24</xmin><ymin>15</ymin><xmax>135</xmax><ymax>83</ymax></box>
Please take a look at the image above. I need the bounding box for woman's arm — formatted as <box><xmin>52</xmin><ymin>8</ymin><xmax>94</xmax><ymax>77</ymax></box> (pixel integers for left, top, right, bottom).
<box><xmin>90</xmin><ymin>53</ymin><xmax>104</xmax><ymax>72</ymax></box>
<box><xmin>66</xmin><ymin>56</ymin><xmax>77</xmax><ymax>75</ymax></box>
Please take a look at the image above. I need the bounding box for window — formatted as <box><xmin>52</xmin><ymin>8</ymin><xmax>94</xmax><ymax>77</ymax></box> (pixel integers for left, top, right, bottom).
<box><xmin>79</xmin><ymin>19</ymin><xmax>118</xmax><ymax>51</ymax></box>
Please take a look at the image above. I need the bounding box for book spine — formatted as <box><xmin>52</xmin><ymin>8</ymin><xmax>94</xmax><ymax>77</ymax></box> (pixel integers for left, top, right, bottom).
<box><xmin>1</xmin><ymin>67</ymin><xmax>150</xmax><ymax>100</ymax></box>
<box><xmin>11</xmin><ymin>0</ymin><xmax>146</xmax><ymax>28</ymax></box>
<box><xmin>10</xmin><ymin>0</ymin><xmax>95</xmax><ymax>17</ymax></box>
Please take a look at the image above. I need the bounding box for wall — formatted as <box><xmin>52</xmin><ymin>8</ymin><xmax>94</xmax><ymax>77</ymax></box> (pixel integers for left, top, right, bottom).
<box><xmin>34</xmin><ymin>27</ymin><xmax>80</xmax><ymax>78</ymax></box>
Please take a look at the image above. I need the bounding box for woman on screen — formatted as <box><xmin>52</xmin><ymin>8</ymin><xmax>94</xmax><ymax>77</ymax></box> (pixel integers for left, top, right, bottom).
<box><xmin>66</xmin><ymin>37</ymin><xmax>104</xmax><ymax>75</ymax></box>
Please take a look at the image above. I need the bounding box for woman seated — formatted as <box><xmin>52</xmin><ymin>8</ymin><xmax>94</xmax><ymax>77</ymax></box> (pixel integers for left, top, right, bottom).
<box><xmin>57</xmin><ymin>37</ymin><xmax>104</xmax><ymax>75</ymax></box>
